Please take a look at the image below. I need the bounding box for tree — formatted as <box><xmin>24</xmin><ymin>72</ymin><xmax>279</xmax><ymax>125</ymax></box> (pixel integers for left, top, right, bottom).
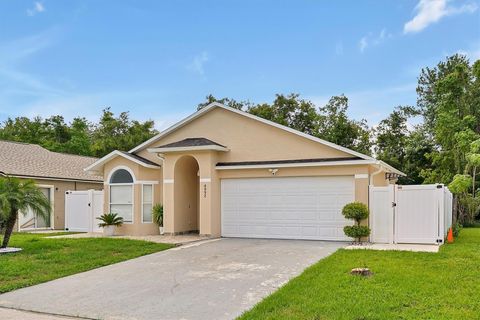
<box><xmin>374</xmin><ymin>106</ymin><xmax>431</xmax><ymax>184</ymax></box>
<box><xmin>0</xmin><ymin>177</ymin><xmax>51</xmax><ymax>248</ymax></box>
<box><xmin>402</xmin><ymin>126</ymin><xmax>434</xmax><ymax>184</ymax></box>
<box><xmin>197</xmin><ymin>94</ymin><xmax>251</xmax><ymax>110</ymax></box>
<box><xmin>318</xmin><ymin>95</ymin><xmax>372</xmax><ymax>155</ymax></box>
<box><xmin>62</xmin><ymin>118</ymin><xmax>93</xmax><ymax>156</ymax></box>
<box><xmin>198</xmin><ymin>93</ymin><xmax>372</xmax><ymax>155</ymax></box>
<box><xmin>91</xmin><ymin>108</ymin><xmax>158</xmax><ymax>157</ymax></box>
<box><xmin>449</xmin><ymin>174</ymin><xmax>477</xmax><ymax>224</ymax></box>
<box><xmin>248</xmin><ymin>94</ymin><xmax>320</xmax><ymax>136</ymax></box>
<box><xmin>0</xmin><ymin>116</ymin><xmax>45</xmax><ymax>145</ymax></box>
<box><xmin>418</xmin><ymin>55</ymin><xmax>480</xmax><ymax>184</ymax></box>
<box><xmin>466</xmin><ymin>139</ymin><xmax>480</xmax><ymax>197</ymax></box>
<box><xmin>0</xmin><ymin>109</ymin><xmax>157</xmax><ymax>157</ymax></box>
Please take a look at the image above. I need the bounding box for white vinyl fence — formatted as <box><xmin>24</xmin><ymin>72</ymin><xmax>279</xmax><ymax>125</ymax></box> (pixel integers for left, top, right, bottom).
<box><xmin>65</xmin><ymin>190</ymin><xmax>104</xmax><ymax>232</ymax></box>
<box><xmin>369</xmin><ymin>184</ymin><xmax>453</xmax><ymax>245</ymax></box>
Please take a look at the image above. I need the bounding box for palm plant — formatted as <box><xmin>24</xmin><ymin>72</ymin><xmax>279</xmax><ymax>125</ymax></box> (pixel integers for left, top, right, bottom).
<box><xmin>152</xmin><ymin>204</ymin><xmax>163</xmax><ymax>227</ymax></box>
<box><xmin>0</xmin><ymin>177</ymin><xmax>51</xmax><ymax>248</ymax></box>
<box><xmin>97</xmin><ymin>213</ymin><xmax>124</xmax><ymax>227</ymax></box>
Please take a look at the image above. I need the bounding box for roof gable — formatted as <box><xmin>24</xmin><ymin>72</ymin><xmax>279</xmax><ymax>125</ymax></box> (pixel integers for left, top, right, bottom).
<box><xmin>130</xmin><ymin>102</ymin><xmax>374</xmax><ymax>161</ymax></box>
<box><xmin>84</xmin><ymin>150</ymin><xmax>161</xmax><ymax>174</ymax></box>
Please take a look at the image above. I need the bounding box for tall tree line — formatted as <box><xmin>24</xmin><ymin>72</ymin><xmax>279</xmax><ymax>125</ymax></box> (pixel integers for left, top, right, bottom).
<box><xmin>0</xmin><ymin>108</ymin><xmax>158</xmax><ymax>157</ymax></box>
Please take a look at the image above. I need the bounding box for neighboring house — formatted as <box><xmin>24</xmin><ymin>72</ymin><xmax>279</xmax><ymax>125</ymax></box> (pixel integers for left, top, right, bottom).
<box><xmin>85</xmin><ymin>102</ymin><xmax>404</xmax><ymax>240</ymax></box>
<box><xmin>0</xmin><ymin>140</ymin><xmax>103</xmax><ymax>231</ymax></box>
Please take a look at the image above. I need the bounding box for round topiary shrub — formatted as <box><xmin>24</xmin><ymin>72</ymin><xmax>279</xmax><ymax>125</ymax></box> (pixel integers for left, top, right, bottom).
<box><xmin>344</xmin><ymin>225</ymin><xmax>371</xmax><ymax>239</ymax></box>
<box><xmin>342</xmin><ymin>202</ymin><xmax>371</xmax><ymax>243</ymax></box>
<box><xmin>342</xmin><ymin>202</ymin><xmax>369</xmax><ymax>221</ymax></box>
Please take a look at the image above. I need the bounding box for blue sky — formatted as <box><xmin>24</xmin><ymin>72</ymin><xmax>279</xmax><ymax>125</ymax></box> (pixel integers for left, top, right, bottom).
<box><xmin>0</xmin><ymin>0</ymin><xmax>479</xmax><ymax>129</ymax></box>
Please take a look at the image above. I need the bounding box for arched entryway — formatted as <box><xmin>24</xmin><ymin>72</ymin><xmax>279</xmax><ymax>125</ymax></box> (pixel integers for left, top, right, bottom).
<box><xmin>174</xmin><ymin>155</ymin><xmax>200</xmax><ymax>233</ymax></box>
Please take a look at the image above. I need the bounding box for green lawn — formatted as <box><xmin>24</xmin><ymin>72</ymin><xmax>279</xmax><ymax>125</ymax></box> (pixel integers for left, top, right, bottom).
<box><xmin>0</xmin><ymin>233</ymin><xmax>173</xmax><ymax>293</ymax></box>
<box><xmin>240</xmin><ymin>228</ymin><xmax>480</xmax><ymax>320</ymax></box>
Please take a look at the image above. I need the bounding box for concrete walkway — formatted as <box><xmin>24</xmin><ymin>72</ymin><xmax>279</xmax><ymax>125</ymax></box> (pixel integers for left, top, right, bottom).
<box><xmin>48</xmin><ymin>232</ymin><xmax>208</xmax><ymax>245</ymax></box>
<box><xmin>0</xmin><ymin>238</ymin><xmax>343</xmax><ymax>320</ymax></box>
<box><xmin>0</xmin><ymin>307</ymin><xmax>87</xmax><ymax>320</ymax></box>
<box><xmin>345</xmin><ymin>243</ymin><xmax>440</xmax><ymax>253</ymax></box>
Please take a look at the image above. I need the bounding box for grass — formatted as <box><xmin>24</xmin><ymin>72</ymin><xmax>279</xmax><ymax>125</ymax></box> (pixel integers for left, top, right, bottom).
<box><xmin>0</xmin><ymin>232</ymin><xmax>173</xmax><ymax>293</ymax></box>
<box><xmin>240</xmin><ymin>228</ymin><xmax>480</xmax><ymax>320</ymax></box>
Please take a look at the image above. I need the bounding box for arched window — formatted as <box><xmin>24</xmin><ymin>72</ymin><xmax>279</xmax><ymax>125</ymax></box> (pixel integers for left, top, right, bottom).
<box><xmin>109</xmin><ymin>168</ymin><xmax>134</xmax><ymax>223</ymax></box>
<box><xmin>110</xmin><ymin>169</ymin><xmax>133</xmax><ymax>184</ymax></box>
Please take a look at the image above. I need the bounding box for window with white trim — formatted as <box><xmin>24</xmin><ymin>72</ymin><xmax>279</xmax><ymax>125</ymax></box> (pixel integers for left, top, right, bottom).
<box><xmin>142</xmin><ymin>184</ymin><xmax>153</xmax><ymax>223</ymax></box>
<box><xmin>109</xmin><ymin>169</ymin><xmax>134</xmax><ymax>223</ymax></box>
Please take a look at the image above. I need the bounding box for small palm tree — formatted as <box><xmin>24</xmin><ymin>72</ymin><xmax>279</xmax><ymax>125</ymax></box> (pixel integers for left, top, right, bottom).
<box><xmin>152</xmin><ymin>204</ymin><xmax>163</xmax><ymax>227</ymax></box>
<box><xmin>0</xmin><ymin>177</ymin><xmax>51</xmax><ymax>248</ymax></box>
<box><xmin>97</xmin><ymin>213</ymin><xmax>124</xmax><ymax>227</ymax></box>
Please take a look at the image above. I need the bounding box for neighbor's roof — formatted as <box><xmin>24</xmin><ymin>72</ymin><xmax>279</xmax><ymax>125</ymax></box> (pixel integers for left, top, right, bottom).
<box><xmin>0</xmin><ymin>140</ymin><xmax>103</xmax><ymax>182</ymax></box>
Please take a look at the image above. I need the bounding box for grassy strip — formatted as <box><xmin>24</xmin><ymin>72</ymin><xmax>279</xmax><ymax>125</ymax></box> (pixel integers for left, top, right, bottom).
<box><xmin>0</xmin><ymin>232</ymin><xmax>173</xmax><ymax>293</ymax></box>
<box><xmin>240</xmin><ymin>228</ymin><xmax>480</xmax><ymax>320</ymax></box>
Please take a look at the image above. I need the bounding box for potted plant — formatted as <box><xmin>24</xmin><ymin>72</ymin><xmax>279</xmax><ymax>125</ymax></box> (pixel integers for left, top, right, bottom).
<box><xmin>152</xmin><ymin>204</ymin><xmax>164</xmax><ymax>235</ymax></box>
<box><xmin>97</xmin><ymin>213</ymin><xmax>123</xmax><ymax>236</ymax></box>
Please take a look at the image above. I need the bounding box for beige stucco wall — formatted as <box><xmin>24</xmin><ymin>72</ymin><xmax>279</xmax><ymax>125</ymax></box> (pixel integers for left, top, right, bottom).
<box><xmin>136</xmin><ymin>107</ymin><xmax>353</xmax><ymax>163</ymax></box>
<box><xmin>173</xmin><ymin>156</ymin><xmax>199</xmax><ymax>233</ymax></box>
<box><xmin>161</xmin><ymin>151</ymin><xmax>218</xmax><ymax>236</ymax></box>
<box><xmin>15</xmin><ymin>178</ymin><xmax>102</xmax><ymax>231</ymax></box>
<box><xmin>97</xmin><ymin>107</ymin><xmax>398</xmax><ymax>237</ymax></box>
<box><xmin>103</xmin><ymin>156</ymin><xmax>162</xmax><ymax>236</ymax></box>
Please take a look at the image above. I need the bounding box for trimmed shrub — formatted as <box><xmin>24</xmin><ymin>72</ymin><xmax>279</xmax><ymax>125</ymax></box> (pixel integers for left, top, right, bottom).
<box><xmin>344</xmin><ymin>225</ymin><xmax>371</xmax><ymax>239</ymax></box>
<box><xmin>342</xmin><ymin>202</ymin><xmax>369</xmax><ymax>221</ymax></box>
<box><xmin>342</xmin><ymin>201</ymin><xmax>371</xmax><ymax>243</ymax></box>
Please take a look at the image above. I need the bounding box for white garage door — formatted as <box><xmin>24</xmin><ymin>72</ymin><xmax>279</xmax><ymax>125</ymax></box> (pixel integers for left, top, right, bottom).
<box><xmin>221</xmin><ymin>176</ymin><xmax>354</xmax><ymax>241</ymax></box>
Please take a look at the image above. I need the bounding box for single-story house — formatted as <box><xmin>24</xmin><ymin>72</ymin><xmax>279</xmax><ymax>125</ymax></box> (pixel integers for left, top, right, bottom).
<box><xmin>0</xmin><ymin>140</ymin><xmax>103</xmax><ymax>231</ymax></box>
<box><xmin>85</xmin><ymin>102</ymin><xmax>404</xmax><ymax>240</ymax></box>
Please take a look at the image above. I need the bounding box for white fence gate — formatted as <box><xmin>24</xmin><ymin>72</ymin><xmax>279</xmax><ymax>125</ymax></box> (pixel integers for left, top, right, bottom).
<box><xmin>369</xmin><ymin>184</ymin><xmax>453</xmax><ymax>245</ymax></box>
<box><xmin>65</xmin><ymin>190</ymin><xmax>104</xmax><ymax>232</ymax></box>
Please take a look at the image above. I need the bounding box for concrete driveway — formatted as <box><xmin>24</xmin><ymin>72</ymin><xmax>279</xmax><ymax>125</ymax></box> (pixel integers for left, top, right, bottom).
<box><xmin>0</xmin><ymin>238</ymin><xmax>344</xmax><ymax>320</ymax></box>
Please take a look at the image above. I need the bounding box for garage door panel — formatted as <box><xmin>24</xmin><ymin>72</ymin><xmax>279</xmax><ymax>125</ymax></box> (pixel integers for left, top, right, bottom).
<box><xmin>221</xmin><ymin>176</ymin><xmax>354</xmax><ymax>241</ymax></box>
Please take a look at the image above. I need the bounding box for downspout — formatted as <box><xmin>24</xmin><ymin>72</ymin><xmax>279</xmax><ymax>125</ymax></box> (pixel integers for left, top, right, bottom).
<box><xmin>369</xmin><ymin>165</ymin><xmax>384</xmax><ymax>186</ymax></box>
<box><xmin>368</xmin><ymin>164</ymin><xmax>384</xmax><ymax>244</ymax></box>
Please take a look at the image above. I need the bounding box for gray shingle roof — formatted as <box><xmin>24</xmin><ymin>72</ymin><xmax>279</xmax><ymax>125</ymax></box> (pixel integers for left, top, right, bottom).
<box><xmin>155</xmin><ymin>137</ymin><xmax>226</xmax><ymax>149</ymax></box>
<box><xmin>0</xmin><ymin>140</ymin><xmax>102</xmax><ymax>182</ymax></box>
<box><xmin>119</xmin><ymin>151</ymin><xmax>160</xmax><ymax>167</ymax></box>
<box><xmin>216</xmin><ymin>157</ymin><xmax>361</xmax><ymax>167</ymax></box>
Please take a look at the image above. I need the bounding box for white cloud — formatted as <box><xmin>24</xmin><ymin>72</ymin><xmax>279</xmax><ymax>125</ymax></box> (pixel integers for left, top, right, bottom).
<box><xmin>187</xmin><ymin>51</ymin><xmax>209</xmax><ymax>76</ymax></box>
<box><xmin>404</xmin><ymin>0</ymin><xmax>478</xmax><ymax>34</ymax></box>
<box><xmin>359</xmin><ymin>29</ymin><xmax>392</xmax><ymax>53</ymax></box>
<box><xmin>359</xmin><ymin>37</ymin><xmax>368</xmax><ymax>53</ymax></box>
<box><xmin>27</xmin><ymin>2</ymin><xmax>45</xmax><ymax>16</ymax></box>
